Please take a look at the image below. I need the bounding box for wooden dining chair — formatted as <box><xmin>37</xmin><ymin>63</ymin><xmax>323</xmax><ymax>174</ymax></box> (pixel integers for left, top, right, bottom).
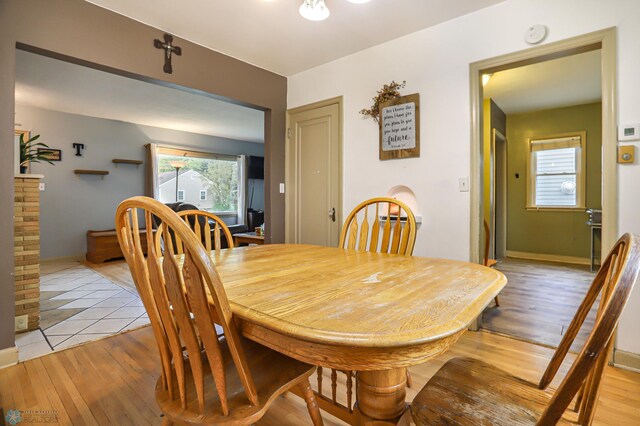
<box><xmin>318</xmin><ymin>197</ymin><xmax>417</xmax><ymax>401</ymax></box>
<box><xmin>339</xmin><ymin>197</ymin><xmax>416</xmax><ymax>255</ymax></box>
<box><xmin>484</xmin><ymin>219</ymin><xmax>500</xmax><ymax>307</ymax></box>
<box><xmin>178</xmin><ymin>210</ymin><xmax>235</xmax><ymax>251</ymax></box>
<box><xmin>154</xmin><ymin>210</ymin><xmax>234</xmax><ymax>256</ymax></box>
<box><xmin>115</xmin><ymin>196</ymin><xmax>323</xmax><ymax>425</ymax></box>
<box><xmin>411</xmin><ymin>233</ymin><xmax>640</xmax><ymax>426</ymax></box>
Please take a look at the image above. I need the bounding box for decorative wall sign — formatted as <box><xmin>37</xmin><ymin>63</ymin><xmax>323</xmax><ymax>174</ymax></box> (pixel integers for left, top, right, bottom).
<box><xmin>379</xmin><ymin>93</ymin><xmax>420</xmax><ymax>160</ymax></box>
<box><xmin>37</xmin><ymin>148</ymin><xmax>62</xmax><ymax>161</ymax></box>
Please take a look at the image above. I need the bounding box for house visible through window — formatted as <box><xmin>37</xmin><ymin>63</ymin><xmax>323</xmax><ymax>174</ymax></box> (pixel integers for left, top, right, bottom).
<box><xmin>155</xmin><ymin>147</ymin><xmax>245</xmax><ymax>222</ymax></box>
<box><xmin>527</xmin><ymin>133</ymin><xmax>586</xmax><ymax>209</ymax></box>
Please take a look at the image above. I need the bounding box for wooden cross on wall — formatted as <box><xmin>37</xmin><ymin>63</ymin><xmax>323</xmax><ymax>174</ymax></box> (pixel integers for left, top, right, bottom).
<box><xmin>153</xmin><ymin>33</ymin><xmax>182</xmax><ymax>74</ymax></box>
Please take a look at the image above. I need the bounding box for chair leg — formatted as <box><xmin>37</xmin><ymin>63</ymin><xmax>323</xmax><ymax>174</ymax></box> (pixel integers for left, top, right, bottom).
<box><xmin>494</xmin><ymin>295</ymin><xmax>500</xmax><ymax>307</ymax></box>
<box><xmin>406</xmin><ymin>370</ymin><xmax>413</xmax><ymax>388</ymax></box>
<box><xmin>298</xmin><ymin>380</ymin><xmax>324</xmax><ymax>426</ymax></box>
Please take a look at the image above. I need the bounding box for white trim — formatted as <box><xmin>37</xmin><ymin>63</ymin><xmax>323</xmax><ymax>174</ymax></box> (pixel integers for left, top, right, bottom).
<box><xmin>505</xmin><ymin>250</ymin><xmax>596</xmax><ymax>266</ymax></box>
<box><xmin>0</xmin><ymin>346</ymin><xmax>18</xmax><ymax>369</ymax></box>
<box><xmin>613</xmin><ymin>349</ymin><xmax>640</xmax><ymax>373</ymax></box>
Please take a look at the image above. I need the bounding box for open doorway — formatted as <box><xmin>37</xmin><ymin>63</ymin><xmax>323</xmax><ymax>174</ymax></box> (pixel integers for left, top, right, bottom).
<box><xmin>14</xmin><ymin>48</ymin><xmax>266</xmax><ymax>360</ymax></box>
<box><xmin>470</xmin><ymin>29</ymin><xmax>617</xmax><ymax>351</ymax></box>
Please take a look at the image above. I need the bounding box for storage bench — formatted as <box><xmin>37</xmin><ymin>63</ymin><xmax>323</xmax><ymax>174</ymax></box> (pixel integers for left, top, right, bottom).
<box><xmin>86</xmin><ymin>228</ymin><xmax>153</xmax><ymax>263</ymax></box>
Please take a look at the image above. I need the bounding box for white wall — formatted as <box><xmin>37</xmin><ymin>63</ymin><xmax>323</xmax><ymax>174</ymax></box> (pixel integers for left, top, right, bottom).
<box><xmin>16</xmin><ymin>105</ymin><xmax>264</xmax><ymax>259</ymax></box>
<box><xmin>288</xmin><ymin>0</ymin><xmax>640</xmax><ymax>354</ymax></box>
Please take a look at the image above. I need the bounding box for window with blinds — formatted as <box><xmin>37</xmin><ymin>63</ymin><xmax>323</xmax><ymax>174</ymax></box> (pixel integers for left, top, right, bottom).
<box><xmin>527</xmin><ymin>133</ymin><xmax>586</xmax><ymax>209</ymax></box>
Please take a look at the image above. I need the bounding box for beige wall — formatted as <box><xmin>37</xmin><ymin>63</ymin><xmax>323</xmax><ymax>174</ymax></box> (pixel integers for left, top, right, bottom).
<box><xmin>0</xmin><ymin>0</ymin><xmax>287</xmax><ymax>351</ymax></box>
<box><xmin>506</xmin><ymin>102</ymin><xmax>602</xmax><ymax>258</ymax></box>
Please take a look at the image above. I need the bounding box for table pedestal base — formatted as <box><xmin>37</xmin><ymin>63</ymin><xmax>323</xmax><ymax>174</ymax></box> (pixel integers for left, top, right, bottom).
<box><xmin>355</xmin><ymin>368</ymin><xmax>408</xmax><ymax>425</ymax></box>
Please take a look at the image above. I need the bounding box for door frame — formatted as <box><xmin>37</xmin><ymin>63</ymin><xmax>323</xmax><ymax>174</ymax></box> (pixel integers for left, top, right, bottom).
<box><xmin>470</xmin><ymin>27</ymin><xmax>617</xmax><ymax>264</ymax></box>
<box><xmin>489</xmin><ymin>128</ymin><xmax>507</xmax><ymax>260</ymax></box>
<box><xmin>469</xmin><ymin>28</ymin><xmax>617</xmax><ymax>334</ymax></box>
<box><xmin>285</xmin><ymin>96</ymin><xmax>343</xmax><ymax>244</ymax></box>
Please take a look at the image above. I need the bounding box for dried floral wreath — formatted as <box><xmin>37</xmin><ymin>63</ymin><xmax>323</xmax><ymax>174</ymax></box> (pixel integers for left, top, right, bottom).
<box><xmin>359</xmin><ymin>80</ymin><xmax>406</xmax><ymax>123</ymax></box>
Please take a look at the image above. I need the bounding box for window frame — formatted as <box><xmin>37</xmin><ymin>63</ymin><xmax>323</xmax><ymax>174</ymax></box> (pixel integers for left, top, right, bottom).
<box><xmin>199</xmin><ymin>189</ymin><xmax>207</xmax><ymax>201</ymax></box>
<box><xmin>177</xmin><ymin>189</ymin><xmax>185</xmax><ymax>202</ymax></box>
<box><xmin>526</xmin><ymin>131</ymin><xmax>587</xmax><ymax>211</ymax></box>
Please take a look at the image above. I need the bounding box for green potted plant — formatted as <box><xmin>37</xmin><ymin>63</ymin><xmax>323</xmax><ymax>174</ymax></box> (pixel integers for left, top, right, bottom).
<box><xmin>19</xmin><ymin>133</ymin><xmax>53</xmax><ymax>174</ymax></box>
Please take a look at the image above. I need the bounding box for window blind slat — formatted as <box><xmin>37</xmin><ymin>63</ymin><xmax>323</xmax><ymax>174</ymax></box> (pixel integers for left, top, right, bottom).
<box><xmin>535</xmin><ymin>148</ymin><xmax>577</xmax><ymax>174</ymax></box>
<box><xmin>531</xmin><ymin>135</ymin><xmax>581</xmax><ymax>151</ymax></box>
<box><xmin>535</xmin><ymin>174</ymin><xmax>577</xmax><ymax>206</ymax></box>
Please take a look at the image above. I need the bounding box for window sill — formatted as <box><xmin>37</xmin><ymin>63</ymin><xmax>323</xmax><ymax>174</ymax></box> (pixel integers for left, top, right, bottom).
<box><xmin>210</xmin><ymin>212</ymin><xmax>238</xmax><ymax>217</ymax></box>
<box><xmin>525</xmin><ymin>206</ymin><xmax>586</xmax><ymax>212</ymax></box>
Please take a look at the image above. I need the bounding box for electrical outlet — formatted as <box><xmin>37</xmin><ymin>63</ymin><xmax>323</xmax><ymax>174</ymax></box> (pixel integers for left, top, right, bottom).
<box><xmin>459</xmin><ymin>177</ymin><xmax>470</xmax><ymax>192</ymax></box>
<box><xmin>15</xmin><ymin>315</ymin><xmax>28</xmax><ymax>332</ymax></box>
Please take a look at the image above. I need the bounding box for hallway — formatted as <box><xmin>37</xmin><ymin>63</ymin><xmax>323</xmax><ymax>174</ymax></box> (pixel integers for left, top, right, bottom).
<box><xmin>482</xmin><ymin>258</ymin><xmax>597</xmax><ymax>350</ymax></box>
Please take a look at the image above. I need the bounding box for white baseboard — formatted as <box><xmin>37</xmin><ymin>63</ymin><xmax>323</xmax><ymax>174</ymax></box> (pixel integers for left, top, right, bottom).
<box><xmin>0</xmin><ymin>346</ymin><xmax>18</xmax><ymax>369</ymax></box>
<box><xmin>614</xmin><ymin>349</ymin><xmax>640</xmax><ymax>373</ymax></box>
<box><xmin>505</xmin><ymin>250</ymin><xmax>598</xmax><ymax>266</ymax></box>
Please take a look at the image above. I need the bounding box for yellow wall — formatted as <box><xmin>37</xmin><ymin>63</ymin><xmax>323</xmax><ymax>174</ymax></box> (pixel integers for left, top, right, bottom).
<box><xmin>482</xmin><ymin>99</ymin><xmax>506</xmax><ymax>247</ymax></box>
<box><xmin>506</xmin><ymin>102</ymin><xmax>602</xmax><ymax>258</ymax></box>
<box><xmin>483</xmin><ymin>99</ymin><xmax>491</xmax><ymax>225</ymax></box>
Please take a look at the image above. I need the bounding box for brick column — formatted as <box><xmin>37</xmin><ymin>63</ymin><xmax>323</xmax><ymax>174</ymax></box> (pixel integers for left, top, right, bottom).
<box><xmin>14</xmin><ymin>176</ymin><xmax>41</xmax><ymax>332</ymax></box>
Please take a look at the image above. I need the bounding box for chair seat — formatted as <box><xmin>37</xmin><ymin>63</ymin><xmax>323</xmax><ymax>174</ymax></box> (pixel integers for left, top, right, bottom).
<box><xmin>410</xmin><ymin>357</ymin><xmax>576</xmax><ymax>426</ymax></box>
<box><xmin>157</xmin><ymin>335</ymin><xmax>315</xmax><ymax>425</ymax></box>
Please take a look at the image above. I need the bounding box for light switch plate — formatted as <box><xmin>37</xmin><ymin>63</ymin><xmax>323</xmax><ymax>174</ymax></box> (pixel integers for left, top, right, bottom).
<box><xmin>39</xmin><ymin>182</ymin><xmax>45</xmax><ymax>191</ymax></box>
<box><xmin>459</xmin><ymin>177</ymin><xmax>470</xmax><ymax>192</ymax></box>
<box><xmin>279</xmin><ymin>183</ymin><xmax>285</xmax><ymax>194</ymax></box>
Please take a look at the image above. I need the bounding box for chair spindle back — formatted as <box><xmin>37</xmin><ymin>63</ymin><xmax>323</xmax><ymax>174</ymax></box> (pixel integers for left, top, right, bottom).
<box><xmin>339</xmin><ymin>197</ymin><xmax>416</xmax><ymax>255</ymax></box>
<box><xmin>115</xmin><ymin>196</ymin><xmax>257</xmax><ymax>417</ymax></box>
<box><xmin>178</xmin><ymin>210</ymin><xmax>235</xmax><ymax>251</ymax></box>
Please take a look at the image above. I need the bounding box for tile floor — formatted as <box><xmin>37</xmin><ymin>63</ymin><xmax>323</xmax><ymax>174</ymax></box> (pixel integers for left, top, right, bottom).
<box><xmin>16</xmin><ymin>260</ymin><xmax>149</xmax><ymax>362</ymax></box>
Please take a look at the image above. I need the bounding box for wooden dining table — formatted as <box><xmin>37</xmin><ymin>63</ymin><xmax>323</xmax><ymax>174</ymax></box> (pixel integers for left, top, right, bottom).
<box><xmin>205</xmin><ymin>243</ymin><xmax>507</xmax><ymax>425</ymax></box>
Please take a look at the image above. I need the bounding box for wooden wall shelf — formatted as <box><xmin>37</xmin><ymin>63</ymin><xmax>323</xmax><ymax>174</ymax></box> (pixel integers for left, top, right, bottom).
<box><xmin>112</xmin><ymin>159</ymin><xmax>143</xmax><ymax>166</ymax></box>
<box><xmin>74</xmin><ymin>169</ymin><xmax>109</xmax><ymax>176</ymax></box>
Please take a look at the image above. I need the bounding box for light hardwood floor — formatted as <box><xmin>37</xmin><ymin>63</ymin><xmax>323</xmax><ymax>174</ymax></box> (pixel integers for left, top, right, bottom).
<box><xmin>482</xmin><ymin>258</ymin><xmax>597</xmax><ymax>350</ymax></box>
<box><xmin>2</xmin><ymin>326</ymin><xmax>639</xmax><ymax>425</ymax></box>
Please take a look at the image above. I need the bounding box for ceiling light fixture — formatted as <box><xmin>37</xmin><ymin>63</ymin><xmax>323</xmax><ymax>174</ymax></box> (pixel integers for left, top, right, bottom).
<box><xmin>482</xmin><ymin>73</ymin><xmax>493</xmax><ymax>86</ymax></box>
<box><xmin>300</xmin><ymin>0</ymin><xmax>371</xmax><ymax>22</ymax></box>
<box><xmin>299</xmin><ymin>0</ymin><xmax>330</xmax><ymax>21</ymax></box>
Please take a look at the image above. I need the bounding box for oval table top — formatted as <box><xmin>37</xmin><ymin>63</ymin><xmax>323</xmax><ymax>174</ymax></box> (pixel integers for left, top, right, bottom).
<box><xmin>208</xmin><ymin>244</ymin><xmax>506</xmax><ymax>351</ymax></box>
